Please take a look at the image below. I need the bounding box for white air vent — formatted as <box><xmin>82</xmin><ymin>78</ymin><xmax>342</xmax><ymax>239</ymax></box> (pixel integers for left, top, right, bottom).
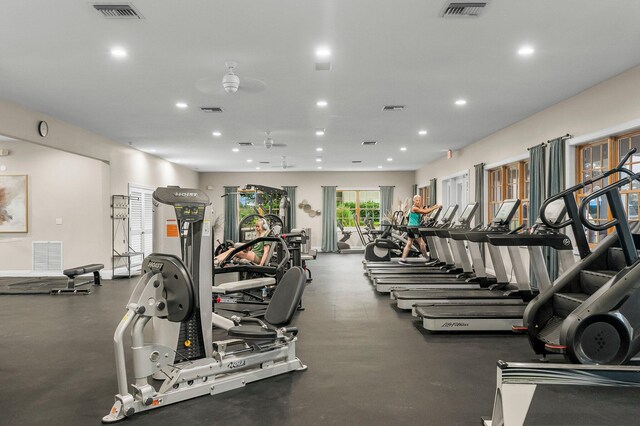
<box><xmin>362</xmin><ymin>141</ymin><xmax>378</xmax><ymax>146</ymax></box>
<box><xmin>351</xmin><ymin>160</ymin><xmax>362</xmax><ymax>163</ymax></box>
<box><xmin>382</xmin><ymin>105</ymin><xmax>405</xmax><ymax>111</ymax></box>
<box><xmin>259</xmin><ymin>161</ymin><xmax>270</xmax><ymax>164</ymax></box>
<box><xmin>238</xmin><ymin>142</ymin><xmax>254</xmax><ymax>147</ymax></box>
<box><xmin>93</xmin><ymin>3</ymin><xmax>144</xmax><ymax>19</ymax></box>
<box><xmin>201</xmin><ymin>107</ymin><xmax>224</xmax><ymax>113</ymax></box>
<box><xmin>32</xmin><ymin>241</ymin><xmax>63</xmax><ymax>272</ymax></box>
<box><xmin>440</xmin><ymin>1</ymin><xmax>488</xmax><ymax>18</ymax></box>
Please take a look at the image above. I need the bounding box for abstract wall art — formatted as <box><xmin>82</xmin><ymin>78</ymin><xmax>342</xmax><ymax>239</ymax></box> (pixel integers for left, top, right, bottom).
<box><xmin>0</xmin><ymin>175</ymin><xmax>28</xmax><ymax>233</ymax></box>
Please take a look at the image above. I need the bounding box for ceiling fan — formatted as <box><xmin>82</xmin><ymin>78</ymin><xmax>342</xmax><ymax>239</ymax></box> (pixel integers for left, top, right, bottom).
<box><xmin>272</xmin><ymin>156</ymin><xmax>295</xmax><ymax>169</ymax></box>
<box><xmin>263</xmin><ymin>131</ymin><xmax>287</xmax><ymax>149</ymax></box>
<box><xmin>195</xmin><ymin>61</ymin><xmax>267</xmax><ymax>94</ymax></box>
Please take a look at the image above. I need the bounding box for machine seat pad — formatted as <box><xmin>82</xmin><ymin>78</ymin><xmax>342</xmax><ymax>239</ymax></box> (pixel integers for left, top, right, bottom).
<box><xmin>227</xmin><ymin>325</ymin><xmax>277</xmax><ymax>340</ymax></box>
<box><xmin>212</xmin><ymin>277</ymin><xmax>276</xmax><ymax>294</ymax></box>
<box><xmin>63</xmin><ymin>264</ymin><xmax>104</xmax><ymax>277</ymax></box>
<box><xmin>264</xmin><ymin>267</ymin><xmax>306</xmax><ymax>326</ymax></box>
<box><xmin>553</xmin><ymin>292</ymin><xmax>589</xmax><ymax>318</ymax></box>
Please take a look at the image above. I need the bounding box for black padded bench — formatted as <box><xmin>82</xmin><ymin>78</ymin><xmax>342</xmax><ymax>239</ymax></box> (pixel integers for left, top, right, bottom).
<box><xmin>51</xmin><ymin>264</ymin><xmax>104</xmax><ymax>295</ymax></box>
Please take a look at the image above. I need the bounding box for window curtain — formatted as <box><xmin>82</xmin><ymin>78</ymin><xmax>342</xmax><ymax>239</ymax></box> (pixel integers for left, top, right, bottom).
<box><xmin>474</xmin><ymin>163</ymin><xmax>485</xmax><ymax>259</ymax></box>
<box><xmin>321</xmin><ymin>186</ymin><xmax>338</xmax><ymax>252</ymax></box>
<box><xmin>429</xmin><ymin>178</ymin><xmax>437</xmax><ymax>206</ymax></box>
<box><xmin>283</xmin><ymin>186</ymin><xmax>297</xmax><ymax>230</ymax></box>
<box><xmin>223</xmin><ymin>186</ymin><xmax>239</xmax><ymax>242</ymax></box>
<box><xmin>547</xmin><ymin>137</ymin><xmax>566</xmax><ymax>281</ymax></box>
<box><xmin>380</xmin><ymin>186</ymin><xmax>394</xmax><ymax>224</ymax></box>
<box><xmin>529</xmin><ymin>144</ymin><xmax>546</xmax><ymax>288</ymax></box>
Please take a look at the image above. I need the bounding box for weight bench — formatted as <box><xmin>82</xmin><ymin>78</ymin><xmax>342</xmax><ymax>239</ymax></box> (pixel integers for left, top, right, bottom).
<box><xmin>51</xmin><ymin>263</ymin><xmax>104</xmax><ymax>295</ymax></box>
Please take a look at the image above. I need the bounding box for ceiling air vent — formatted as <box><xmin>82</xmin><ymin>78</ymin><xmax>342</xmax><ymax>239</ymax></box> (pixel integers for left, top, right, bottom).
<box><xmin>440</xmin><ymin>1</ymin><xmax>488</xmax><ymax>18</ymax></box>
<box><xmin>351</xmin><ymin>160</ymin><xmax>362</xmax><ymax>164</ymax></box>
<box><xmin>201</xmin><ymin>107</ymin><xmax>224</xmax><ymax>113</ymax></box>
<box><xmin>237</xmin><ymin>142</ymin><xmax>254</xmax><ymax>147</ymax></box>
<box><xmin>382</xmin><ymin>105</ymin><xmax>405</xmax><ymax>111</ymax></box>
<box><xmin>259</xmin><ymin>161</ymin><xmax>270</xmax><ymax>164</ymax></box>
<box><xmin>362</xmin><ymin>141</ymin><xmax>378</xmax><ymax>146</ymax></box>
<box><xmin>93</xmin><ymin>3</ymin><xmax>144</xmax><ymax>19</ymax></box>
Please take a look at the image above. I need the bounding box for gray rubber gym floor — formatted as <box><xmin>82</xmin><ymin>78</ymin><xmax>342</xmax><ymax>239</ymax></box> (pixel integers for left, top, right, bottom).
<box><xmin>1</xmin><ymin>253</ymin><xmax>639</xmax><ymax>425</ymax></box>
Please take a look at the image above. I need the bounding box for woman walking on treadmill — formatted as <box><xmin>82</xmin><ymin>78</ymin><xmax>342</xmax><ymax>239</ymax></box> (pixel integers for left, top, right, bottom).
<box><xmin>400</xmin><ymin>195</ymin><xmax>440</xmax><ymax>262</ymax></box>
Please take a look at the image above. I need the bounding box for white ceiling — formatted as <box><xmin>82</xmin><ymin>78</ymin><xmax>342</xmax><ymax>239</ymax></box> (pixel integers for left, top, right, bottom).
<box><xmin>1</xmin><ymin>1</ymin><xmax>640</xmax><ymax>172</ymax></box>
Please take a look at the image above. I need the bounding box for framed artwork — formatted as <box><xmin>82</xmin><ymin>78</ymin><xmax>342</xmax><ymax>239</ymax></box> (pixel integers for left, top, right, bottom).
<box><xmin>0</xmin><ymin>175</ymin><xmax>28</xmax><ymax>233</ymax></box>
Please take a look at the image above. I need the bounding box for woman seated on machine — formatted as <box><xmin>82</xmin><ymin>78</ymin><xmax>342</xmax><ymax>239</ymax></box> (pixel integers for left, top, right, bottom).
<box><xmin>214</xmin><ymin>218</ymin><xmax>272</xmax><ymax>266</ymax></box>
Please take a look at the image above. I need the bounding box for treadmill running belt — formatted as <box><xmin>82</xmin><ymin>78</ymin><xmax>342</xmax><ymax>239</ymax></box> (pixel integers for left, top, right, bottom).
<box><xmin>398</xmin><ymin>289</ymin><xmax>521</xmax><ymax>300</ymax></box>
<box><xmin>416</xmin><ymin>304</ymin><xmax>526</xmax><ymax>319</ymax></box>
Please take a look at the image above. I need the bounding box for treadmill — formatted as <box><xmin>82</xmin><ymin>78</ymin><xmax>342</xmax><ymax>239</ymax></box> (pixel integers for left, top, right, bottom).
<box><xmin>415</xmin><ymin>199</ymin><xmax>575</xmax><ymax>331</ymax></box>
<box><xmin>378</xmin><ymin>200</ymin><xmax>521</xmax><ymax>295</ymax></box>
<box><xmin>367</xmin><ymin>205</ymin><xmax>459</xmax><ymax>278</ymax></box>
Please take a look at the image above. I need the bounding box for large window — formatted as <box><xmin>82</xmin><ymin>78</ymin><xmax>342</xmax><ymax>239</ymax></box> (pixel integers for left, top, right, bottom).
<box><xmin>488</xmin><ymin>159</ymin><xmax>529</xmax><ymax>228</ymax></box>
<box><xmin>239</xmin><ymin>190</ymin><xmax>281</xmax><ymax>221</ymax></box>
<box><xmin>336</xmin><ymin>190</ymin><xmax>380</xmax><ymax>226</ymax></box>
<box><xmin>576</xmin><ymin>131</ymin><xmax>640</xmax><ymax>246</ymax></box>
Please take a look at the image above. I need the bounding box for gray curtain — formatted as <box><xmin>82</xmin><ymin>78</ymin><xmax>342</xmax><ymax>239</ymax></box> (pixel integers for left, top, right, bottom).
<box><xmin>474</xmin><ymin>163</ymin><xmax>485</xmax><ymax>259</ymax></box>
<box><xmin>547</xmin><ymin>137</ymin><xmax>566</xmax><ymax>281</ymax></box>
<box><xmin>380</xmin><ymin>186</ymin><xmax>394</xmax><ymax>224</ymax></box>
<box><xmin>429</xmin><ymin>178</ymin><xmax>437</xmax><ymax>206</ymax></box>
<box><xmin>223</xmin><ymin>186</ymin><xmax>239</xmax><ymax>242</ymax></box>
<box><xmin>474</xmin><ymin>163</ymin><xmax>485</xmax><ymax>227</ymax></box>
<box><xmin>283</xmin><ymin>186</ymin><xmax>297</xmax><ymax>230</ymax></box>
<box><xmin>529</xmin><ymin>144</ymin><xmax>546</xmax><ymax>288</ymax></box>
<box><xmin>321</xmin><ymin>186</ymin><xmax>338</xmax><ymax>252</ymax></box>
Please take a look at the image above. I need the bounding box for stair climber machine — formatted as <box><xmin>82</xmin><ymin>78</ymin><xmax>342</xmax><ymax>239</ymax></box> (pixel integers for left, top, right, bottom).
<box><xmin>414</xmin><ymin>199</ymin><xmax>575</xmax><ymax>332</ymax></box>
<box><xmin>482</xmin><ymin>149</ymin><xmax>640</xmax><ymax>426</ymax></box>
<box><xmin>366</xmin><ymin>204</ymin><xmax>458</xmax><ymax>280</ymax></box>
<box><xmin>103</xmin><ymin>187</ymin><xmax>307</xmax><ymax>423</ymax></box>
<box><xmin>376</xmin><ymin>202</ymin><xmax>500</xmax><ymax>295</ymax></box>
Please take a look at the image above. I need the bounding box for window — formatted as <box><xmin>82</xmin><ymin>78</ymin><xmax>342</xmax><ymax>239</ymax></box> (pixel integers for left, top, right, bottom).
<box><xmin>336</xmin><ymin>190</ymin><xmax>380</xmax><ymax>226</ymax></box>
<box><xmin>487</xmin><ymin>159</ymin><xmax>529</xmax><ymax>228</ymax></box>
<box><xmin>576</xmin><ymin>130</ymin><xmax>640</xmax><ymax>246</ymax></box>
<box><xmin>239</xmin><ymin>190</ymin><xmax>281</xmax><ymax>221</ymax></box>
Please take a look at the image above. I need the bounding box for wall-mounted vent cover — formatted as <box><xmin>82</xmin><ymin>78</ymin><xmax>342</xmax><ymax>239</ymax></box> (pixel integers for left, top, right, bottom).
<box><xmin>440</xmin><ymin>1</ymin><xmax>488</xmax><ymax>18</ymax></box>
<box><xmin>382</xmin><ymin>105</ymin><xmax>405</xmax><ymax>111</ymax></box>
<box><xmin>237</xmin><ymin>142</ymin><xmax>254</xmax><ymax>147</ymax></box>
<box><xmin>362</xmin><ymin>141</ymin><xmax>378</xmax><ymax>146</ymax></box>
<box><xmin>201</xmin><ymin>107</ymin><xmax>224</xmax><ymax>113</ymax></box>
<box><xmin>93</xmin><ymin>4</ymin><xmax>144</xmax><ymax>19</ymax></box>
<box><xmin>351</xmin><ymin>160</ymin><xmax>362</xmax><ymax>163</ymax></box>
<box><xmin>33</xmin><ymin>241</ymin><xmax>63</xmax><ymax>272</ymax></box>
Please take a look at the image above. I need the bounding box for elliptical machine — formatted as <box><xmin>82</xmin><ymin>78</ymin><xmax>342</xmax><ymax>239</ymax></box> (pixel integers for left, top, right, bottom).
<box><xmin>103</xmin><ymin>187</ymin><xmax>307</xmax><ymax>423</ymax></box>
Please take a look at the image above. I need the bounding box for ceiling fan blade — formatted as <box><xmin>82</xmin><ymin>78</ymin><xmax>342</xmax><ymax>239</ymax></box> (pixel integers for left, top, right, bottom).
<box><xmin>240</xmin><ymin>77</ymin><xmax>267</xmax><ymax>93</ymax></box>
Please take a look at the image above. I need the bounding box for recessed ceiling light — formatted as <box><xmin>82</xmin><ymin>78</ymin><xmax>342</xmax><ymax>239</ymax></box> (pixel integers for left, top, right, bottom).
<box><xmin>316</xmin><ymin>147</ymin><xmax>323</xmax><ymax>152</ymax></box>
<box><xmin>232</xmin><ymin>148</ymin><xmax>239</xmax><ymax>152</ymax></box>
<box><xmin>212</xmin><ymin>131</ymin><xmax>222</xmax><ymax>137</ymax></box>
<box><xmin>256</xmin><ymin>167</ymin><xmax>261</xmax><ymax>170</ymax></box>
<box><xmin>418</xmin><ymin>130</ymin><xmax>427</xmax><ymax>136</ymax></box>
<box><xmin>455</xmin><ymin>99</ymin><xmax>467</xmax><ymax>106</ymax></box>
<box><xmin>148</xmin><ymin>148</ymin><xmax>157</xmax><ymax>153</ymax></box>
<box><xmin>518</xmin><ymin>45</ymin><xmax>535</xmax><ymax>56</ymax></box>
<box><xmin>317</xmin><ymin>166</ymin><xmax>322</xmax><ymax>170</ymax></box>
<box><xmin>377</xmin><ymin>165</ymin><xmax>383</xmax><ymax>169</ymax></box>
<box><xmin>315</xmin><ymin>128</ymin><xmax>325</xmax><ymax>136</ymax></box>
<box><xmin>176</xmin><ymin>102</ymin><xmax>188</xmax><ymax>109</ymax></box>
<box><xmin>387</xmin><ymin>158</ymin><xmax>393</xmax><ymax>162</ymax></box>
<box><xmin>110</xmin><ymin>47</ymin><xmax>127</xmax><ymax>59</ymax></box>
<box><xmin>316</xmin><ymin>158</ymin><xmax>322</xmax><ymax>162</ymax></box>
<box><xmin>316</xmin><ymin>100</ymin><xmax>328</xmax><ymax>107</ymax></box>
<box><xmin>400</xmin><ymin>147</ymin><xmax>407</xmax><ymax>151</ymax></box>
<box><xmin>315</xmin><ymin>46</ymin><xmax>331</xmax><ymax>58</ymax></box>
<box><xmin>247</xmin><ymin>159</ymin><xmax>253</xmax><ymax>163</ymax></box>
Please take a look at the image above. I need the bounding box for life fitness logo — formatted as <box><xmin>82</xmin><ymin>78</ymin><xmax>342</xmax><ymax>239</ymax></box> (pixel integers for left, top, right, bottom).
<box><xmin>174</xmin><ymin>192</ymin><xmax>198</xmax><ymax>197</ymax></box>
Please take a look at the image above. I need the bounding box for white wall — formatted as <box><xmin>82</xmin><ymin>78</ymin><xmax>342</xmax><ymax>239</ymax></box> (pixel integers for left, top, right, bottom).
<box><xmin>0</xmin><ymin>98</ymin><xmax>198</xmax><ymax>274</ymax></box>
<box><xmin>199</xmin><ymin>171</ymin><xmax>415</xmax><ymax>249</ymax></box>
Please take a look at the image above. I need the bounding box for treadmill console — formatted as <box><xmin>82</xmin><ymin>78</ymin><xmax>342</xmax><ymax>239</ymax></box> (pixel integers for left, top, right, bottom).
<box><xmin>457</xmin><ymin>203</ymin><xmax>479</xmax><ymax>225</ymax></box>
<box><xmin>440</xmin><ymin>205</ymin><xmax>459</xmax><ymax>224</ymax></box>
<box><xmin>491</xmin><ymin>199</ymin><xmax>521</xmax><ymax>227</ymax></box>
